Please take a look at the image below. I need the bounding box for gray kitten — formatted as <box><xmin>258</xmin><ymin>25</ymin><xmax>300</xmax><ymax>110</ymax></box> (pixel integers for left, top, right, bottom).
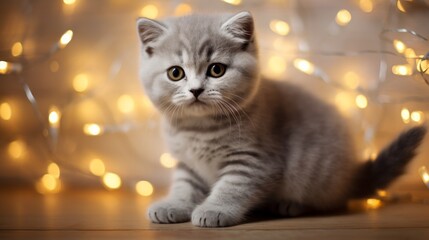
<box><xmin>136</xmin><ymin>12</ymin><xmax>426</xmax><ymax>227</ymax></box>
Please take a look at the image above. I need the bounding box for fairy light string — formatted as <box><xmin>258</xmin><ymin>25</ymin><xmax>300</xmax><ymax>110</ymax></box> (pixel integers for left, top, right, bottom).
<box><xmin>0</xmin><ymin>0</ymin><xmax>428</xmax><ymax>201</ymax></box>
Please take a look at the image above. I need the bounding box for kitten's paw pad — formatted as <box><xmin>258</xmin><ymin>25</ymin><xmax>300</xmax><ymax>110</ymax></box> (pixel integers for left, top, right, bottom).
<box><xmin>147</xmin><ymin>201</ymin><xmax>193</xmax><ymax>224</ymax></box>
<box><xmin>191</xmin><ymin>204</ymin><xmax>240</xmax><ymax>227</ymax></box>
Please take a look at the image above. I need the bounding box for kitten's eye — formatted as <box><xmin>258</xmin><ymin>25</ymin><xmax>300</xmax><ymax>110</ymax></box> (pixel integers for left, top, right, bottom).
<box><xmin>167</xmin><ymin>66</ymin><xmax>185</xmax><ymax>81</ymax></box>
<box><xmin>207</xmin><ymin>63</ymin><xmax>226</xmax><ymax>78</ymax></box>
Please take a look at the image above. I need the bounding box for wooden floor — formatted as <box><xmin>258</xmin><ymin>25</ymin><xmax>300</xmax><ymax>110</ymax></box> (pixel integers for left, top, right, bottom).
<box><xmin>1</xmin><ymin>188</ymin><xmax>429</xmax><ymax>239</ymax></box>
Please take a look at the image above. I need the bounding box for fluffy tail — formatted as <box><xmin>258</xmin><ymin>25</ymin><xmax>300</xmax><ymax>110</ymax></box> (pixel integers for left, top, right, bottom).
<box><xmin>353</xmin><ymin>126</ymin><xmax>427</xmax><ymax>198</ymax></box>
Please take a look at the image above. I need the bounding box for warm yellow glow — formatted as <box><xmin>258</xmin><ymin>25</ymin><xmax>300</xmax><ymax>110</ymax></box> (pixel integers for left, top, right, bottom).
<box><xmin>73</xmin><ymin>73</ymin><xmax>89</xmax><ymax>93</ymax></box>
<box><xmin>401</xmin><ymin>108</ymin><xmax>410</xmax><ymax>124</ymax></box>
<box><xmin>393</xmin><ymin>40</ymin><xmax>406</xmax><ymax>54</ymax></box>
<box><xmin>117</xmin><ymin>95</ymin><xmax>135</xmax><ymax>114</ymax></box>
<box><xmin>0</xmin><ymin>61</ymin><xmax>9</xmax><ymax>74</ymax></box>
<box><xmin>141</xmin><ymin>95</ymin><xmax>155</xmax><ymax>113</ymax></box>
<box><xmin>417</xmin><ymin>57</ymin><xmax>429</xmax><ymax>74</ymax></box>
<box><xmin>59</xmin><ymin>30</ymin><xmax>73</xmax><ymax>48</ymax></box>
<box><xmin>11</xmin><ymin>42</ymin><xmax>23</xmax><ymax>57</ymax></box>
<box><xmin>8</xmin><ymin>140</ymin><xmax>26</xmax><ymax>160</ymax></box>
<box><xmin>136</xmin><ymin>180</ymin><xmax>154</xmax><ymax>196</ymax></box>
<box><xmin>140</xmin><ymin>4</ymin><xmax>159</xmax><ymax>19</ymax></box>
<box><xmin>102</xmin><ymin>172</ymin><xmax>122</xmax><ymax>189</ymax></box>
<box><xmin>49</xmin><ymin>106</ymin><xmax>61</xmax><ymax>128</ymax></box>
<box><xmin>89</xmin><ymin>158</ymin><xmax>106</xmax><ymax>176</ymax></box>
<box><xmin>335</xmin><ymin>9</ymin><xmax>352</xmax><ymax>26</ymax></box>
<box><xmin>343</xmin><ymin>71</ymin><xmax>359</xmax><ymax>89</ymax></box>
<box><xmin>335</xmin><ymin>92</ymin><xmax>354</xmax><ymax>115</ymax></box>
<box><xmin>269</xmin><ymin>20</ymin><xmax>290</xmax><ymax>36</ymax></box>
<box><xmin>293</xmin><ymin>58</ymin><xmax>315</xmax><ymax>75</ymax></box>
<box><xmin>160</xmin><ymin>153</ymin><xmax>178</xmax><ymax>168</ymax></box>
<box><xmin>396</xmin><ymin>0</ymin><xmax>406</xmax><ymax>12</ymax></box>
<box><xmin>174</xmin><ymin>3</ymin><xmax>192</xmax><ymax>16</ymax></box>
<box><xmin>47</xmin><ymin>163</ymin><xmax>60</xmax><ymax>178</ymax></box>
<box><xmin>366</xmin><ymin>198</ymin><xmax>382</xmax><ymax>209</ymax></box>
<box><xmin>392</xmin><ymin>64</ymin><xmax>412</xmax><ymax>76</ymax></box>
<box><xmin>50</xmin><ymin>61</ymin><xmax>59</xmax><ymax>72</ymax></box>
<box><xmin>419</xmin><ymin>166</ymin><xmax>429</xmax><ymax>185</ymax></box>
<box><xmin>222</xmin><ymin>0</ymin><xmax>242</xmax><ymax>5</ymax></box>
<box><xmin>63</xmin><ymin>0</ymin><xmax>76</xmax><ymax>5</ymax></box>
<box><xmin>410</xmin><ymin>111</ymin><xmax>424</xmax><ymax>123</ymax></box>
<box><xmin>355</xmin><ymin>94</ymin><xmax>368</xmax><ymax>109</ymax></box>
<box><xmin>83</xmin><ymin>123</ymin><xmax>104</xmax><ymax>136</ymax></box>
<box><xmin>404</xmin><ymin>48</ymin><xmax>416</xmax><ymax>59</ymax></box>
<box><xmin>377</xmin><ymin>190</ymin><xmax>387</xmax><ymax>197</ymax></box>
<box><xmin>0</xmin><ymin>102</ymin><xmax>12</xmax><ymax>120</ymax></box>
<box><xmin>42</xmin><ymin>174</ymin><xmax>57</xmax><ymax>191</ymax></box>
<box><xmin>359</xmin><ymin>0</ymin><xmax>374</xmax><ymax>13</ymax></box>
<box><xmin>268</xmin><ymin>55</ymin><xmax>287</xmax><ymax>75</ymax></box>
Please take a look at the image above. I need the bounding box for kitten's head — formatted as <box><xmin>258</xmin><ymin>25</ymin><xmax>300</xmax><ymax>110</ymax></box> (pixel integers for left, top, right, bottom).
<box><xmin>137</xmin><ymin>12</ymin><xmax>259</xmax><ymax>118</ymax></box>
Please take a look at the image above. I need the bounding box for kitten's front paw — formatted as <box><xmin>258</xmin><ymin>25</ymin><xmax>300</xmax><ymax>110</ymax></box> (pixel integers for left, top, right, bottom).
<box><xmin>191</xmin><ymin>203</ymin><xmax>242</xmax><ymax>227</ymax></box>
<box><xmin>147</xmin><ymin>200</ymin><xmax>193</xmax><ymax>224</ymax></box>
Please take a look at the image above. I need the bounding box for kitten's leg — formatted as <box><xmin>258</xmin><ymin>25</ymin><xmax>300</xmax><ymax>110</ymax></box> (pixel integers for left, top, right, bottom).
<box><xmin>148</xmin><ymin>163</ymin><xmax>209</xmax><ymax>224</ymax></box>
<box><xmin>191</xmin><ymin>159</ymin><xmax>277</xmax><ymax>227</ymax></box>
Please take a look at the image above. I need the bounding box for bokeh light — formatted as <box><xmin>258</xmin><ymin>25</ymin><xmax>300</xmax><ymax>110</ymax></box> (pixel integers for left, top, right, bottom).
<box><xmin>136</xmin><ymin>180</ymin><xmax>154</xmax><ymax>196</ymax></box>
<box><xmin>160</xmin><ymin>153</ymin><xmax>178</xmax><ymax>168</ymax></box>
<box><xmin>89</xmin><ymin>158</ymin><xmax>106</xmax><ymax>176</ymax></box>
<box><xmin>102</xmin><ymin>172</ymin><xmax>122</xmax><ymax>190</ymax></box>
<box><xmin>355</xmin><ymin>94</ymin><xmax>368</xmax><ymax>109</ymax></box>
<box><xmin>270</xmin><ymin>20</ymin><xmax>290</xmax><ymax>36</ymax></box>
<box><xmin>336</xmin><ymin>9</ymin><xmax>352</xmax><ymax>26</ymax></box>
<box><xmin>11</xmin><ymin>42</ymin><xmax>23</xmax><ymax>57</ymax></box>
<box><xmin>140</xmin><ymin>5</ymin><xmax>159</xmax><ymax>19</ymax></box>
<box><xmin>0</xmin><ymin>102</ymin><xmax>12</xmax><ymax>120</ymax></box>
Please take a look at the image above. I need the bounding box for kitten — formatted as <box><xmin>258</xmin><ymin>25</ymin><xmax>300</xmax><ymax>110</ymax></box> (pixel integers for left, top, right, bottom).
<box><xmin>136</xmin><ymin>12</ymin><xmax>426</xmax><ymax>227</ymax></box>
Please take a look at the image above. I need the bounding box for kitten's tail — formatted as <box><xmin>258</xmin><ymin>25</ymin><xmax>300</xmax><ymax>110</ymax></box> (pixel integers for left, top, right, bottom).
<box><xmin>353</xmin><ymin>126</ymin><xmax>427</xmax><ymax>198</ymax></box>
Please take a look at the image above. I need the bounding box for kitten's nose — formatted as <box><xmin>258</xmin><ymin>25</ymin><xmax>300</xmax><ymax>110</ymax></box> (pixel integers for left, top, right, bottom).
<box><xmin>189</xmin><ymin>88</ymin><xmax>204</xmax><ymax>98</ymax></box>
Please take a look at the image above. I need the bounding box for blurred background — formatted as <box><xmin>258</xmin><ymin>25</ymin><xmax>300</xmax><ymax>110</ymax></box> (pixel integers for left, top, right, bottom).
<box><xmin>0</xmin><ymin>0</ymin><xmax>428</xmax><ymax>197</ymax></box>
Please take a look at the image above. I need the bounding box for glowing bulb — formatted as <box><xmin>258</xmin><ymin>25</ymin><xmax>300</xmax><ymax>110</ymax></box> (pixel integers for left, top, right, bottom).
<box><xmin>359</xmin><ymin>0</ymin><xmax>373</xmax><ymax>13</ymax></box>
<box><xmin>117</xmin><ymin>95</ymin><xmax>135</xmax><ymax>114</ymax></box>
<box><xmin>417</xmin><ymin>57</ymin><xmax>429</xmax><ymax>74</ymax></box>
<box><xmin>377</xmin><ymin>190</ymin><xmax>387</xmax><ymax>197</ymax></box>
<box><xmin>343</xmin><ymin>71</ymin><xmax>359</xmax><ymax>89</ymax></box>
<box><xmin>49</xmin><ymin>106</ymin><xmax>61</xmax><ymax>128</ymax></box>
<box><xmin>136</xmin><ymin>181</ymin><xmax>154</xmax><ymax>196</ymax></box>
<box><xmin>73</xmin><ymin>73</ymin><xmax>89</xmax><ymax>93</ymax></box>
<box><xmin>41</xmin><ymin>174</ymin><xmax>59</xmax><ymax>191</ymax></box>
<box><xmin>8</xmin><ymin>140</ymin><xmax>26</xmax><ymax>160</ymax></box>
<box><xmin>293</xmin><ymin>58</ymin><xmax>315</xmax><ymax>75</ymax></box>
<box><xmin>392</xmin><ymin>64</ymin><xmax>412</xmax><ymax>76</ymax></box>
<box><xmin>355</xmin><ymin>94</ymin><xmax>368</xmax><ymax>109</ymax></box>
<box><xmin>393</xmin><ymin>40</ymin><xmax>406</xmax><ymax>54</ymax></box>
<box><xmin>0</xmin><ymin>61</ymin><xmax>9</xmax><ymax>74</ymax></box>
<box><xmin>268</xmin><ymin>56</ymin><xmax>287</xmax><ymax>75</ymax></box>
<box><xmin>401</xmin><ymin>108</ymin><xmax>410</xmax><ymax>124</ymax></box>
<box><xmin>335</xmin><ymin>9</ymin><xmax>352</xmax><ymax>26</ymax></box>
<box><xmin>11</xmin><ymin>42</ymin><xmax>23</xmax><ymax>57</ymax></box>
<box><xmin>89</xmin><ymin>158</ymin><xmax>105</xmax><ymax>176</ymax></box>
<box><xmin>47</xmin><ymin>163</ymin><xmax>60</xmax><ymax>178</ymax></box>
<box><xmin>269</xmin><ymin>20</ymin><xmax>290</xmax><ymax>36</ymax></box>
<box><xmin>83</xmin><ymin>123</ymin><xmax>104</xmax><ymax>136</ymax></box>
<box><xmin>222</xmin><ymin>0</ymin><xmax>241</xmax><ymax>5</ymax></box>
<box><xmin>140</xmin><ymin>4</ymin><xmax>159</xmax><ymax>18</ymax></box>
<box><xmin>366</xmin><ymin>198</ymin><xmax>382</xmax><ymax>209</ymax></box>
<box><xmin>59</xmin><ymin>30</ymin><xmax>73</xmax><ymax>48</ymax></box>
<box><xmin>410</xmin><ymin>111</ymin><xmax>424</xmax><ymax>123</ymax></box>
<box><xmin>0</xmin><ymin>102</ymin><xmax>12</xmax><ymax>120</ymax></box>
<box><xmin>174</xmin><ymin>3</ymin><xmax>192</xmax><ymax>16</ymax></box>
<box><xmin>102</xmin><ymin>172</ymin><xmax>121</xmax><ymax>190</ymax></box>
<box><xmin>419</xmin><ymin>166</ymin><xmax>429</xmax><ymax>187</ymax></box>
<box><xmin>335</xmin><ymin>92</ymin><xmax>354</xmax><ymax>115</ymax></box>
<box><xmin>160</xmin><ymin>153</ymin><xmax>178</xmax><ymax>168</ymax></box>
<box><xmin>63</xmin><ymin>0</ymin><xmax>76</xmax><ymax>5</ymax></box>
<box><xmin>396</xmin><ymin>0</ymin><xmax>406</xmax><ymax>12</ymax></box>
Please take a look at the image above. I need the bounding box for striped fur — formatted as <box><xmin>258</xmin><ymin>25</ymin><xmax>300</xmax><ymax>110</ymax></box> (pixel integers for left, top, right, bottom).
<box><xmin>137</xmin><ymin>12</ymin><xmax>426</xmax><ymax>227</ymax></box>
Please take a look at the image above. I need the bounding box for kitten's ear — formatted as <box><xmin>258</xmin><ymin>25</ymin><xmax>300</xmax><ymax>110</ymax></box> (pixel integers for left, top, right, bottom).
<box><xmin>221</xmin><ymin>11</ymin><xmax>254</xmax><ymax>43</ymax></box>
<box><xmin>137</xmin><ymin>17</ymin><xmax>167</xmax><ymax>45</ymax></box>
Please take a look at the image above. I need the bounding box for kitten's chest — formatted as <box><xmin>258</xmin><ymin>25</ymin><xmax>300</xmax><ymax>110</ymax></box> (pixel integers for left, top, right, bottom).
<box><xmin>166</xmin><ymin>131</ymin><xmax>228</xmax><ymax>184</ymax></box>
